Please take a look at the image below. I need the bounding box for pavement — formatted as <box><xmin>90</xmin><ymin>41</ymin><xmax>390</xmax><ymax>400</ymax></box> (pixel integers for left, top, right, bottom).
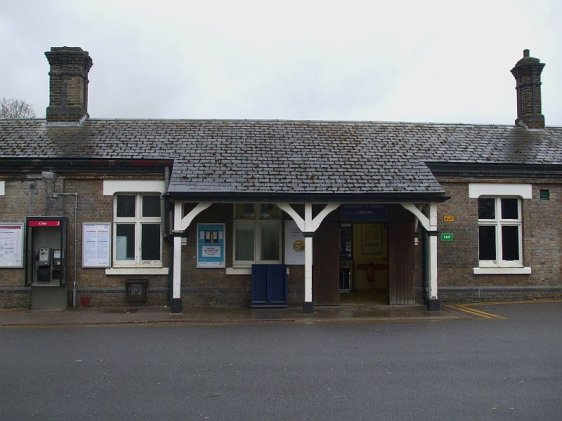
<box><xmin>0</xmin><ymin>303</ymin><xmax>463</xmax><ymax>327</ymax></box>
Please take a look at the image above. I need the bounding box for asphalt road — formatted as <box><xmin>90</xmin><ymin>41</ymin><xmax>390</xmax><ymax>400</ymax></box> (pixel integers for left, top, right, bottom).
<box><xmin>1</xmin><ymin>302</ymin><xmax>561</xmax><ymax>420</ymax></box>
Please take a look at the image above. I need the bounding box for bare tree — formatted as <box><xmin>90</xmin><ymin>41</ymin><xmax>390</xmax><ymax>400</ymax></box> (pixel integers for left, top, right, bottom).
<box><xmin>0</xmin><ymin>98</ymin><xmax>36</xmax><ymax>119</ymax></box>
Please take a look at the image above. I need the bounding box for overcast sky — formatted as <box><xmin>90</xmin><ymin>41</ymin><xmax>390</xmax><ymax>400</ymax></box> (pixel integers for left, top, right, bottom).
<box><xmin>2</xmin><ymin>0</ymin><xmax>561</xmax><ymax>125</ymax></box>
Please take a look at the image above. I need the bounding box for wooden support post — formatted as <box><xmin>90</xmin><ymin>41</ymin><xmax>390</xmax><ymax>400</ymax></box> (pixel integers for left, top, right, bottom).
<box><xmin>170</xmin><ymin>201</ymin><xmax>212</xmax><ymax>313</ymax></box>
<box><xmin>401</xmin><ymin>202</ymin><xmax>440</xmax><ymax>311</ymax></box>
<box><xmin>276</xmin><ymin>202</ymin><xmax>339</xmax><ymax>313</ymax></box>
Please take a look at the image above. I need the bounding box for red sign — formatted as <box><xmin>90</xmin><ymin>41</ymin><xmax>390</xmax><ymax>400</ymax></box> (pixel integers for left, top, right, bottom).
<box><xmin>28</xmin><ymin>220</ymin><xmax>61</xmax><ymax>227</ymax></box>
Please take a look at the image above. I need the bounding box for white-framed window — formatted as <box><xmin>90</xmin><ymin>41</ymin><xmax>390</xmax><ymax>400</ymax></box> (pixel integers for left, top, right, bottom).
<box><xmin>113</xmin><ymin>193</ymin><xmax>162</xmax><ymax>267</ymax></box>
<box><xmin>478</xmin><ymin>197</ymin><xmax>523</xmax><ymax>267</ymax></box>
<box><xmin>233</xmin><ymin>203</ymin><xmax>282</xmax><ymax>267</ymax></box>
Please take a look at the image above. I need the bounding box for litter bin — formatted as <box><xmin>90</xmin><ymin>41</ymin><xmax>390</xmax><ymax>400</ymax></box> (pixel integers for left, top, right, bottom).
<box><xmin>79</xmin><ymin>295</ymin><xmax>92</xmax><ymax>307</ymax></box>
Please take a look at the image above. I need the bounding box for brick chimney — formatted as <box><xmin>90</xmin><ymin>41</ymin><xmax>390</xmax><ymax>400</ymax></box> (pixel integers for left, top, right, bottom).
<box><xmin>45</xmin><ymin>47</ymin><xmax>93</xmax><ymax>123</ymax></box>
<box><xmin>510</xmin><ymin>49</ymin><xmax>545</xmax><ymax>129</ymax></box>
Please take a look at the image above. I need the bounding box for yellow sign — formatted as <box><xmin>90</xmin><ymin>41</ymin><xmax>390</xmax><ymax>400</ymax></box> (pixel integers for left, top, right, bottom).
<box><xmin>443</xmin><ymin>215</ymin><xmax>455</xmax><ymax>222</ymax></box>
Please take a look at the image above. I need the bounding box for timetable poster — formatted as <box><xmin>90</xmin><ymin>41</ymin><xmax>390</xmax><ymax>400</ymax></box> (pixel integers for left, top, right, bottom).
<box><xmin>82</xmin><ymin>223</ymin><xmax>111</xmax><ymax>268</ymax></box>
<box><xmin>0</xmin><ymin>224</ymin><xmax>24</xmax><ymax>268</ymax></box>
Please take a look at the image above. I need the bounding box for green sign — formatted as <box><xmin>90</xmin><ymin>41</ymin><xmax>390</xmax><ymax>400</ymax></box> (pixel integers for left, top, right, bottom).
<box><xmin>440</xmin><ymin>232</ymin><xmax>454</xmax><ymax>242</ymax></box>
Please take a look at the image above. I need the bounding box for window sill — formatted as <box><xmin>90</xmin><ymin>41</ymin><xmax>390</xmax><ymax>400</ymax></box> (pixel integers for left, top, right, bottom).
<box><xmin>226</xmin><ymin>267</ymin><xmax>251</xmax><ymax>276</ymax></box>
<box><xmin>105</xmin><ymin>267</ymin><xmax>169</xmax><ymax>276</ymax></box>
<box><xmin>473</xmin><ymin>267</ymin><xmax>531</xmax><ymax>275</ymax></box>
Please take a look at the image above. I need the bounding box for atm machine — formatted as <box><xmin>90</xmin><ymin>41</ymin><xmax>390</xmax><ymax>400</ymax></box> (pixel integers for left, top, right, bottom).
<box><xmin>26</xmin><ymin>217</ymin><xmax>67</xmax><ymax>309</ymax></box>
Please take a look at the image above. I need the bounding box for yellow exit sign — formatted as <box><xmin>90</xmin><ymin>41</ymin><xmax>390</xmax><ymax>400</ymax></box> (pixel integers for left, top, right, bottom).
<box><xmin>443</xmin><ymin>215</ymin><xmax>455</xmax><ymax>222</ymax></box>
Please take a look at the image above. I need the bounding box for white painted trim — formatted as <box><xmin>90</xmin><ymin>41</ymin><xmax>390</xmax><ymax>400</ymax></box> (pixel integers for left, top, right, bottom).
<box><xmin>473</xmin><ymin>267</ymin><xmax>531</xmax><ymax>275</ymax></box>
<box><xmin>226</xmin><ymin>267</ymin><xmax>251</xmax><ymax>276</ymax></box>
<box><xmin>0</xmin><ymin>181</ymin><xmax>4</xmax><ymax>196</ymax></box>
<box><xmin>103</xmin><ymin>180</ymin><xmax>165</xmax><ymax>195</ymax></box>
<box><xmin>469</xmin><ymin>183</ymin><xmax>532</xmax><ymax>199</ymax></box>
<box><xmin>310</xmin><ymin>203</ymin><xmax>340</xmax><ymax>232</ymax></box>
<box><xmin>174</xmin><ymin>202</ymin><xmax>212</xmax><ymax>232</ymax></box>
<box><xmin>277</xmin><ymin>202</ymin><xmax>339</xmax><ymax>307</ymax></box>
<box><xmin>105</xmin><ymin>267</ymin><xmax>169</xmax><ymax>275</ymax></box>
<box><xmin>304</xmin><ymin>236</ymin><xmax>313</xmax><ymax>303</ymax></box>
<box><xmin>401</xmin><ymin>203</ymin><xmax>430</xmax><ymax>231</ymax></box>
<box><xmin>429</xmin><ymin>203</ymin><xmax>438</xmax><ymax>230</ymax></box>
<box><xmin>400</xmin><ymin>203</ymin><xmax>438</xmax><ymax>232</ymax></box>
<box><xmin>276</xmin><ymin>202</ymin><xmax>340</xmax><ymax>234</ymax></box>
<box><xmin>277</xmin><ymin>203</ymin><xmax>305</xmax><ymax>232</ymax></box>
<box><xmin>173</xmin><ymin>236</ymin><xmax>182</xmax><ymax>299</ymax></box>
<box><xmin>428</xmin><ymin>235</ymin><xmax>438</xmax><ymax>299</ymax></box>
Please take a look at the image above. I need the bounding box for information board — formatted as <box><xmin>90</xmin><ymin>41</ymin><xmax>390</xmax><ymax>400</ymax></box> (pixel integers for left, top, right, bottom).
<box><xmin>197</xmin><ymin>223</ymin><xmax>225</xmax><ymax>268</ymax></box>
<box><xmin>284</xmin><ymin>220</ymin><xmax>305</xmax><ymax>265</ymax></box>
<box><xmin>0</xmin><ymin>223</ymin><xmax>24</xmax><ymax>268</ymax></box>
<box><xmin>82</xmin><ymin>223</ymin><xmax>111</xmax><ymax>268</ymax></box>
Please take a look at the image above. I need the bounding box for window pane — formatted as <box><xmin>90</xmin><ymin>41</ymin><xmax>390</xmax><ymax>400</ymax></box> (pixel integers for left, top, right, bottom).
<box><xmin>141</xmin><ymin>224</ymin><xmax>161</xmax><ymax>260</ymax></box>
<box><xmin>502</xmin><ymin>226</ymin><xmax>520</xmax><ymax>261</ymax></box>
<box><xmin>478</xmin><ymin>198</ymin><xmax>495</xmax><ymax>219</ymax></box>
<box><xmin>478</xmin><ymin>226</ymin><xmax>496</xmax><ymax>260</ymax></box>
<box><xmin>260</xmin><ymin>204</ymin><xmax>281</xmax><ymax>219</ymax></box>
<box><xmin>142</xmin><ymin>195</ymin><xmax>161</xmax><ymax>217</ymax></box>
<box><xmin>235</xmin><ymin>225</ymin><xmax>255</xmax><ymax>261</ymax></box>
<box><xmin>261</xmin><ymin>223</ymin><xmax>280</xmax><ymax>260</ymax></box>
<box><xmin>501</xmin><ymin>198</ymin><xmax>519</xmax><ymax>219</ymax></box>
<box><xmin>234</xmin><ymin>204</ymin><xmax>255</xmax><ymax>219</ymax></box>
<box><xmin>117</xmin><ymin>195</ymin><xmax>136</xmax><ymax>217</ymax></box>
<box><xmin>116</xmin><ymin>224</ymin><xmax>135</xmax><ymax>260</ymax></box>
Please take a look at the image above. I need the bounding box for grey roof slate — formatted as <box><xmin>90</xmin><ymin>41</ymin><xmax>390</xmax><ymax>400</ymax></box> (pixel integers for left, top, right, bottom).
<box><xmin>1</xmin><ymin>119</ymin><xmax>562</xmax><ymax>197</ymax></box>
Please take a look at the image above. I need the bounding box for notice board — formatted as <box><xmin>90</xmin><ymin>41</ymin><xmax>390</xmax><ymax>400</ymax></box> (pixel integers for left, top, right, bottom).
<box><xmin>82</xmin><ymin>223</ymin><xmax>111</xmax><ymax>268</ymax></box>
<box><xmin>284</xmin><ymin>220</ymin><xmax>305</xmax><ymax>265</ymax></box>
<box><xmin>0</xmin><ymin>223</ymin><xmax>24</xmax><ymax>268</ymax></box>
<box><xmin>197</xmin><ymin>223</ymin><xmax>225</xmax><ymax>268</ymax></box>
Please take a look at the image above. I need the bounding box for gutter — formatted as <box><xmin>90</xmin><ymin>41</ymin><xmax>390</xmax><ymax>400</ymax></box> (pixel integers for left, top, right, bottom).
<box><xmin>428</xmin><ymin>162</ymin><xmax>562</xmax><ymax>178</ymax></box>
<box><xmin>0</xmin><ymin>158</ymin><xmax>173</xmax><ymax>173</ymax></box>
<box><xmin>163</xmin><ymin>191</ymin><xmax>450</xmax><ymax>204</ymax></box>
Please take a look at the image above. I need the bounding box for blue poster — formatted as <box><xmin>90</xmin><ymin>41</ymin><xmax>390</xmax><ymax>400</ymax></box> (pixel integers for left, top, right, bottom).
<box><xmin>197</xmin><ymin>223</ymin><xmax>225</xmax><ymax>268</ymax></box>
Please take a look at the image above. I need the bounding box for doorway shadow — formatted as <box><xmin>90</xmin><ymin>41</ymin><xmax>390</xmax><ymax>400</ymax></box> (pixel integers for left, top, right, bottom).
<box><xmin>339</xmin><ymin>290</ymin><xmax>387</xmax><ymax>305</ymax></box>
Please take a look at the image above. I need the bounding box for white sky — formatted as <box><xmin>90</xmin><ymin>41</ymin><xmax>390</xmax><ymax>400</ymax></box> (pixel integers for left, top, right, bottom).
<box><xmin>1</xmin><ymin>0</ymin><xmax>561</xmax><ymax>125</ymax></box>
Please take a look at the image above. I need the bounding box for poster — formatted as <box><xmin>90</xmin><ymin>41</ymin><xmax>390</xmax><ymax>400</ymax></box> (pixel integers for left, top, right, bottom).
<box><xmin>0</xmin><ymin>223</ymin><xmax>24</xmax><ymax>268</ymax></box>
<box><xmin>197</xmin><ymin>223</ymin><xmax>225</xmax><ymax>268</ymax></box>
<box><xmin>82</xmin><ymin>223</ymin><xmax>111</xmax><ymax>267</ymax></box>
<box><xmin>284</xmin><ymin>220</ymin><xmax>305</xmax><ymax>265</ymax></box>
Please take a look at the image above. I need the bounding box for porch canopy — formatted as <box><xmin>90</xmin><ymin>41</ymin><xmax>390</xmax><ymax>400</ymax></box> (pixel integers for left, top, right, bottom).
<box><xmin>164</xmin><ymin>121</ymin><xmax>448</xmax><ymax>313</ymax></box>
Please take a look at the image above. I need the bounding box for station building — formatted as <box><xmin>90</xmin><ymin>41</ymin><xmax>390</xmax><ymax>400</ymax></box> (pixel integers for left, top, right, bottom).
<box><xmin>0</xmin><ymin>47</ymin><xmax>561</xmax><ymax>312</ymax></box>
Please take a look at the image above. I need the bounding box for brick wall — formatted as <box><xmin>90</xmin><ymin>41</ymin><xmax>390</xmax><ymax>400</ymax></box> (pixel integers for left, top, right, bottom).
<box><xmin>3</xmin><ymin>171</ymin><xmax>561</xmax><ymax>309</ymax></box>
<box><xmin>179</xmin><ymin>203</ymin><xmax>306</xmax><ymax>307</ymax></box>
<box><xmin>436</xmin><ymin>177</ymin><xmax>562</xmax><ymax>302</ymax></box>
<box><xmin>0</xmin><ymin>172</ymin><xmax>169</xmax><ymax>308</ymax></box>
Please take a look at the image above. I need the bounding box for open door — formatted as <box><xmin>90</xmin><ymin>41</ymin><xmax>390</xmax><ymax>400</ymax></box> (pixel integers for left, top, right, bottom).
<box><xmin>388</xmin><ymin>220</ymin><xmax>416</xmax><ymax>304</ymax></box>
<box><xmin>352</xmin><ymin>223</ymin><xmax>388</xmax><ymax>303</ymax></box>
<box><xmin>313</xmin><ymin>216</ymin><xmax>339</xmax><ymax>305</ymax></box>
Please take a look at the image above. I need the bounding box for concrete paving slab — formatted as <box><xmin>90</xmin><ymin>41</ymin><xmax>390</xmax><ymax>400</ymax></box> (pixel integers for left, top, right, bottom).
<box><xmin>0</xmin><ymin>304</ymin><xmax>460</xmax><ymax>327</ymax></box>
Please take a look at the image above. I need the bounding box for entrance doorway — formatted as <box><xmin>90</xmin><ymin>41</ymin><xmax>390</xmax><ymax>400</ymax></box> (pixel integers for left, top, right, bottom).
<box><xmin>339</xmin><ymin>223</ymin><xmax>388</xmax><ymax>304</ymax></box>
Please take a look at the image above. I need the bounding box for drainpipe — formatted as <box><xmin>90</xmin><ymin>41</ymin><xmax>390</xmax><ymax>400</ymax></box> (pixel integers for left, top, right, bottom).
<box><xmin>52</xmin><ymin>191</ymin><xmax>78</xmax><ymax>307</ymax></box>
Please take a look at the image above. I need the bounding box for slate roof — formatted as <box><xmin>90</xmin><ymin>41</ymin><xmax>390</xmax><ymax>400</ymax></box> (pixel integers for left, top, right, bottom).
<box><xmin>1</xmin><ymin>119</ymin><xmax>562</xmax><ymax>200</ymax></box>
